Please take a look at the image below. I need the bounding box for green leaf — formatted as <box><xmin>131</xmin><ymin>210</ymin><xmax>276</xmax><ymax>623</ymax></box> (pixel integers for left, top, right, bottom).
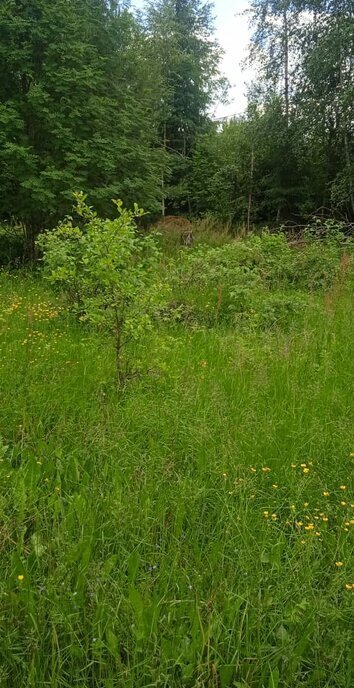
<box><xmin>268</xmin><ymin>667</ymin><xmax>280</xmax><ymax>688</ymax></box>
<box><xmin>129</xmin><ymin>586</ymin><xmax>144</xmax><ymax>617</ymax></box>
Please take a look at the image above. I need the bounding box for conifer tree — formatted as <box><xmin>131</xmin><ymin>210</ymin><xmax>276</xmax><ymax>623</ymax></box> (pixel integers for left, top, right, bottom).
<box><xmin>145</xmin><ymin>0</ymin><xmax>225</xmax><ymax>214</ymax></box>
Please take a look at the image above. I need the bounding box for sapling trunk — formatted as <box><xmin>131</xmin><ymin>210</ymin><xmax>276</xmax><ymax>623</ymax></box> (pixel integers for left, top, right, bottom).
<box><xmin>115</xmin><ymin>327</ymin><xmax>123</xmax><ymax>385</ymax></box>
<box><xmin>247</xmin><ymin>148</ymin><xmax>255</xmax><ymax>233</ymax></box>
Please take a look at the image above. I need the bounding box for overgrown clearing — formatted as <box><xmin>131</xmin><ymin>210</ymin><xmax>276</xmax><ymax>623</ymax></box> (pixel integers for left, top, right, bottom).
<box><xmin>0</xmin><ymin>233</ymin><xmax>353</xmax><ymax>687</ymax></box>
<box><xmin>1</xmin><ymin>0</ymin><xmax>353</xmax><ymax>683</ymax></box>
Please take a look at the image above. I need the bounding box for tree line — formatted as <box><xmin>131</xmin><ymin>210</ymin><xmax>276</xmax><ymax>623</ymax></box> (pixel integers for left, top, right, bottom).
<box><xmin>0</xmin><ymin>0</ymin><xmax>353</xmax><ymax>256</ymax></box>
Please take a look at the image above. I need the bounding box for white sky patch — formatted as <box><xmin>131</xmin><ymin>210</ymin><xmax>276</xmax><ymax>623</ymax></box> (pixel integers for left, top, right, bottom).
<box><xmin>133</xmin><ymin>0</ymin><xmax>253</xmax><ymax>118</ymax></box>
<box><xmin>212</xmin><ymin>0</ymin><xmax>253</xmax><ymax>118</ymax></box>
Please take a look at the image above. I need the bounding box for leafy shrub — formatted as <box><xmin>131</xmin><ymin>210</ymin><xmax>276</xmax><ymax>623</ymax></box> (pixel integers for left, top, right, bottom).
<box><xmin>290</xmin><ymin>241</ymin><xmax>341</xmax><ymax>290</ymax></box>
<box><xmin>168</xmin><ymin>229</ymin><xmax>345</xmax><ymax>329</ymax></box>
<box><xmin>232</xmin><ymin>291</ymin><xmax>307</xmax><ymax>330</ymax></box>
<box><xmin>286</xmin><ymin>218</ymin><xmax>351</xmax><ymax>290</ymax></box>
<box><xmin>173</xmin><ymin>232</ymin><xmax>296</xmax><ymax>290</ymax></box>
<box><xmin>37</xmin><ymin>193</ymin><xmax>168</xmax><ymax>383</ymax></box>
<box><xmin>174</xmin><ymin>229</ymin><xmax>345</xmax><ymax>293</ymax></box>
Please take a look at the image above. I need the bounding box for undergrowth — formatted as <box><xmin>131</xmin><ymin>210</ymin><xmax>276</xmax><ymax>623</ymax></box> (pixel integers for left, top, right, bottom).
<box><xmin>0</xmin><ymin>231</ymin><xmax>353</xmax><ymax>687</ymax></box>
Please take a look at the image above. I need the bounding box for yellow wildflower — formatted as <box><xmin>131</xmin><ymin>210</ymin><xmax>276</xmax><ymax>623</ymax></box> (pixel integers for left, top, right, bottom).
<box><xmin>323</xmin><ymin>491</ymin><xmax>330</xmax><ymax>497</ymax></box>
<box><xmin>17</xmin><ymin>575</ymin><xmax>24</xmax><ymax>581</ymax></box>
<box><xmin>335</xmin><ymin>562</ymin><xmax>344</xmax><ymax>567</ymax></box>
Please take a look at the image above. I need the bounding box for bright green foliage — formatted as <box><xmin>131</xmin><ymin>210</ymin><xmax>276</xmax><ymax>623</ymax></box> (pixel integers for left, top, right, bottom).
<box><xmin>170</xmin><ymin>229</ymin><xmax>346</xmax><ymax>327</ymax></box>
<box><xmin>37</xmin><ymin>194</ymin><xmax>168</xmax><ymax>381</ymax></box>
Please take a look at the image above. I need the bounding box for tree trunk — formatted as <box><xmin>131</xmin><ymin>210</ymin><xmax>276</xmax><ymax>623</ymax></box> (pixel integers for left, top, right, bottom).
<box><xmin>283</xmin><ymin>7</ymin><xmax>290</xmax><ymax>127</ymax></box>
<box><xmin>162</xmin><ymin>121</ymin><xmax>167</xmax><ymax>217</ymax></box>
<box><xmin>115</xmin><ymin>327</ymin><xmax>122</xmax><ymax>385</ymax></box>
<box><xmin>343</xmin><ymin>130</ymin><xmax>354</xmax><ymax>218</ymax></box>
<box><xmin>24</xmin><ymin>223</ymin><xmax>37</xmax><ymax>263</ymax></box>
<box><xmin>247</xmin><ymin>148</ymin><xmax>255</xmax><ymax>233</ymax></box>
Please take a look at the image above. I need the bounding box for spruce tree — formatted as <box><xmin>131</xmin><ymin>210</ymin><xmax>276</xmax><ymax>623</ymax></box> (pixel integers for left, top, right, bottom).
<box><xmin>145</xmin><ymin>0</ymin><xmax>225</xmax><ymax>214</ymax></box>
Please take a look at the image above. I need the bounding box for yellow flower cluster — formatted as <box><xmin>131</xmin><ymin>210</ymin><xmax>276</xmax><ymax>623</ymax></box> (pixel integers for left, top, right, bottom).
<box><xmin>4</xmin><ymin>297</ymin><xmax>23</xmax><ymax>314</ymax></box>
<box><xmin>27</xmin><ymin>303</ymin><xmax>61</xmax><ymax>321</ymax></box>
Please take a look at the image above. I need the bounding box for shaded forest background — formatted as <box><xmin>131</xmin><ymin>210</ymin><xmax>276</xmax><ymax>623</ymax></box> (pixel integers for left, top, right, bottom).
<box><xmin>0</xmin><ymin>0</ymin><xmax>353</xmax><ymax>257</ymax></box>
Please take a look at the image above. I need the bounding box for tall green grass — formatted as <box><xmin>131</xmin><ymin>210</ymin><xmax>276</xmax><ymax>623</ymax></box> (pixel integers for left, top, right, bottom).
<box><xmin>0</xmin><ymin>269</ymin><xmax>353</xmax><ymax>687</ymax></box>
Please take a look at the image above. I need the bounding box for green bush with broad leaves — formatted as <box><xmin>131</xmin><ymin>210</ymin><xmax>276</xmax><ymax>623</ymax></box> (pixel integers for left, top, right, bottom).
<box><xmin>168</xmin><ymin>228</ymin><xmax>348</xmax><ymax>328</ymax></box>
<box><xmin>290</xmin><ymin>241</ymin><xmax>341</xmax><ymax>291</ymax></box>
<box><xmin>37</xmin><ymin>193</ymin><xmax>168</xmax><ymax>383</ymax></box>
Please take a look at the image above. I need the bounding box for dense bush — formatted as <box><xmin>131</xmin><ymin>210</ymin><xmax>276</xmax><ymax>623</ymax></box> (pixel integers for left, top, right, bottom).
<box><xmin>168</xmin><ymin>230</ymin><xmax>347</xmax><ymax>329</ymax></box>
<box><xmin>37</xmin><ymin>194</ymin><xmax>168</xmax><ymax>382</ymax></box>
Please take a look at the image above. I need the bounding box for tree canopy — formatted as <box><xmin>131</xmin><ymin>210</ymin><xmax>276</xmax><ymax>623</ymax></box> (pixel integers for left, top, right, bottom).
<box><xmin>0</xmin><ymin>0</ymin><xmax>353</xmax><ymax>252</ymax></box>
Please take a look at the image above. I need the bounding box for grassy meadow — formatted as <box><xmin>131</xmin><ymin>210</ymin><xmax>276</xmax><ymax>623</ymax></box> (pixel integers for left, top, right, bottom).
<box><xmin>0</xmin><ymin>235</ymin><xmax>353</xmax><ymax>687</ymax></box>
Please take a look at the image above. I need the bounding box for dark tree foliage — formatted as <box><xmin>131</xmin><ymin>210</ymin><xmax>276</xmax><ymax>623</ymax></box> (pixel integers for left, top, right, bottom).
<box><xmin>145</xmin><ymin>0</ymin><xmax>225</xmax><ymax>214</ymax></box>
<box><xmin>0</xmin><ymin>0</ymin><xmax>162</xmax><ymax>256</ymax></box>
<box><xmin>191</xmin><ymin>0</ymin><xmax>353</xmax><ymax>225</ymax></box>
<box><xmin>0</xmin><ymin>0</ymin><xmax>353</xmax><ymax>244</ymax></box>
